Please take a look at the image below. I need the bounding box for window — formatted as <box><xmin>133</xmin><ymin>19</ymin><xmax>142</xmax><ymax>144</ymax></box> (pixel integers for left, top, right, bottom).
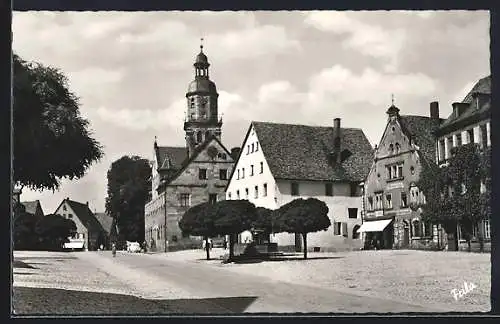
<box><xmin>456</xmin><ymin>133</ymin><xmax>462</xmax><ymax>147</ymax></box>
<box><xmin>413</xmin><ymin>220</ymin><xmax>421</xmax><ymax>237</ymax></box>
<box><xmin>179</xmin><ymin>194</ymin><xmax>190</xmax><ymax>207</ymax></box>
<box><xmin>334</xmin><ymin>222</ymin><xmax>342</xmax><ymax>235</ymax></box>
<box><xmin>395</xmin><ymin>143</ymin><xmax>400</xmax><ymax>154</ymax></box>
<box><xmin>260</xmin><ymin>162</ymin><xmax>264</xmax><ymax>174</ymax></box>
<box><xmin>439</xmin><ymin>139</ymin><xmax>446</xmax><ymax>161</ymax></box>
<box><xmin>251</xmin><ymin>143</ymin><xmax>254</xmax><ymax>153</ymax></box>
<box><xmin>199</xmin><ymin>168</ymin><xmax>207</xmax><ymax>180</ymax></box>
<box><xmin>197</xmin><ymin>131</ymin><xmax>203</xmax><ymax>143</ymax></box>
<box><xmin>255</xmin><ymin>142</ymin><xmax>259</xmax><ymax>151</ymax></box>
<box><xmin>237</xmin><ymin>169</ymin><xmax>240</xmax><ymax>180</ymax></box>
<box><xmin>401</xmin><ymin>192</ymin><xmax>408</xmax><ymax>208</ymax></box>
<box><xmin>385</xmin><ymin>194</ymin><xmax>392</xmax><ymax>209</ymax></box>
<box><xmin>254</xmin><ymin>186</ymin><xmax>259</xmax><ymax>199</ymax></box>
<box><xmin>219</xmin><ymin>169</ymin><xmax>227</xmax><ymax>180</ymax></box>
<box><xmin>389</xmin><ymin>144</ymin><xmax>394</xmax><ymax>155</ymax></box>
<box><xmin>468</xmin><ymin>129</ymin><xmax>474</xmax><ymax>143</ymax></box>
<box><xmin>484</xmin><ymin>219</ymin><xmax>491</xmax><ymax>240</ymax></box>
<box><xmin>481</xmin><ymin>124</ymin><xmax>488</xmax><ymax>148</ymax></box>
<box><xmin>63</xmin><ymin>205</ymin><xmax>67</xmax><ymax>211</ymax></box>
<box><xmin>348</xmin><ymin>208</ymin><xmax>358</xmax><ymax>219</ymax></box>
<box><xmin>410</xmin><ymin>186</ymin><xmax>420</xmax><ymax>203</ymax></box>
<box><xmin>236</xmin><ymin>190</ymin><xmax>240</xmax><ymax>199</ymax></box>
<box><xmin>218</xmin><ymin>153</ymin><xmax>227</xmax><ymax>160</ymax></box>
<box><xmin>263</xmin><ymin>183</ymin><xmax>268</xmax><ymax>197</ymax></box>
<box><xmin>387</xmin><ymin>163</ymin><xmax>403</xmax><ymax>180</ymax></box>
<box><xmin>209</xmin><ymin>194</ymin><xmax>217</xmax><ymax>204</ymax></box>
<box><xmin>228</xmin><ymin>192</ymin><xmax>232</xmax><ymax>200</ymax></box>
<box><xmin>424</xmin><ymin>221</ymin><xmax>432</xmax><ymax>237</ymax></box>
<box><xmin>157</xmin><ymin>229</ymin><xmax>160</xmax><ymax>240</ymax></box>
<box><xmin>67</xmin><ymin>214</ymin><xmax>72</xmax><ymax>219</ymax></box>
<box><xmin>368</xmin><ymin>197</ymin><xmax>374</xmax><ymax>210</ymax></box>
<box><xmin>245</xmin><ymin>188</ymin><xmax>249</xmax><ymax>199</ymax></box>
<box><xmin>242</xmin><ymin>168</ymin><xmax>245</xmax><ymax>179</ymax></box>
<box><xmin>342</xmin><ymin>223</ymin><xmax>348</xmax><ymax>237</ymax></box>
<box><xmin>375</xmin><ymin>193</ymin><xmax>383</xmax><ymax>210</ymax></box>
<box><xmin>397</xmin><ymin>165</ymin><xmax>403</xmax><ymax>178</ymax></box>
<box><xmin>205</xmin><ymin>130</ymin><xmax>210</xmax><ymax>139</ymax></box>
<box><xmin>291</xmin><ymin>182</ymin><xmax>299</xmax><ymax>196</ymax></box>
<box><xmin>172</xmin><ymin>235</ymin><xmax>178</xmax><ymax>242</ymax></box>
<box><xmin>325</xmin><ymin>183</ymin><xmax>333</xmax><ymax>196</ymax></box>
<box><xmin>247</xmin><ymin>145</ymin><xmax>250</xmax><ymax>154</ymax></box>
<box><xmin>250</xmin><ymin>165</ymin><xmax>254</xmax><ymax>176</ymax></box>
<box><xmin>410</xmin><ymin>166</ymin><xmax>415</xmax><ymax>175</ymax></box>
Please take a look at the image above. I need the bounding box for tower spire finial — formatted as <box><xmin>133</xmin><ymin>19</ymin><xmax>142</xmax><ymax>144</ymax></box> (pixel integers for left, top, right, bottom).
<box><xmin>200</xmin><ymin>37</ymin><xmax>204</xmax><ymax>52</ymax></box>
<box><xmin>391</xmin><ymin>93</ymin><xmax>395</xmax><ymax>106</ymax></box>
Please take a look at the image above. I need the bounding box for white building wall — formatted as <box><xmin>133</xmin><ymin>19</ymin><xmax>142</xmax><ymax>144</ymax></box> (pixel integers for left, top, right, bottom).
<box><xmin>273</xmin><ymin>180</ymin><xmax>363</xmax><ymax>250</ymax></box>
<box><xmin>226</xmin><ymin>124</ymin><xmax>279</xmax><ymax>243</ymax></box>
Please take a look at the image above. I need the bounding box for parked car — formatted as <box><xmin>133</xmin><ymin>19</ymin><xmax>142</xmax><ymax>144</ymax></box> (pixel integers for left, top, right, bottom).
<box><xmin>127</xmin><ymin>241</ymin><xmax>141</xmax><ymax>253</ymax></box>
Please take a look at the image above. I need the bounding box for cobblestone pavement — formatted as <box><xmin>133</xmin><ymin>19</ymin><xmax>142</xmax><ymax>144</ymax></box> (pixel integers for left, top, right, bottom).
<box><xmin>12</xmin><ymin>250</ymin><xmax>481</xmax><ymax>314</ymax></box>
<box><xmin>159</xmin><ymin>248</ymin><xmax>490</xmax><ymax>313</ymax></box>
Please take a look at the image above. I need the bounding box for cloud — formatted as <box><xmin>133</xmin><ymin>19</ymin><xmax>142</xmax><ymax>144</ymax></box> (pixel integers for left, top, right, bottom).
<box><xmin>306</xmin><ymin>65</ymin><xmax>437</xmax><ymax>108</ymax></box>
<box><xmin>304</xmin><ymin>11</ymin><xmax>406</xmax><ymax>71</ymax></box>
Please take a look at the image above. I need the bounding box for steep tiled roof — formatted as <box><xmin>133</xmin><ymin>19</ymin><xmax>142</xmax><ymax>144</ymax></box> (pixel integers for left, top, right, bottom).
<box><xmin>65</xmin><ymin>200</ymin><xmax>104</xmax><ymax>232</ymax></box>
<box><xmin>253</xmin><ymin>121</ymin><xmax>373</xmax><ymax>182</ymax></box>
<box><xmin>463</xmin><ymin>75</ymin><xmax>491</xmax><ymax>103</ymax></box>
<box><xmin>94</xmin><ymin>212</ymin><xmax>114</xmax><ymax>234</ymax></box>
<box><xmin>440</xmin><ymin>75</ymin><xmax>491</xmax><ymax>130</ymax></box>
<box><xmin>21</xmin><ymin>200</ymin><xmax>43</xmax><ymax>216</ymax></box>
<box><xmin>156</xmin><ymin>146</ymin><xmax>188</xmax><ymax>170</ymax></box>
<box><xmin>399</xmin><ymin>115</ymin><xmax>443</xmax><ymax>164</ymax></box>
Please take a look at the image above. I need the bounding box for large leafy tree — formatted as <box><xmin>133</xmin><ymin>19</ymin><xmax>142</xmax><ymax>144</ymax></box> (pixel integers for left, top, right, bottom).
<box><xmin>13</xmin><ymin>204</ymin><xmax>39</xmax><ymax>250</ymax></box>
<box><xmin>35</xmin><ymin>214</ymin><xmax>77</xmax><ymax>251</ymax></box>
<box><xmin>179</xmin><ymin>202</ymin><xmax>217</xmax><ymax>260</ymax></box>
<box><xmin>105</xmin><ymin>156</ymin><xmax>151</xmax><ymax>243</ymax></box>
<box><xmin>277</xmin><ymin>198</ymin><xmax>331</xmax><ymax>259</ymax></box>
<box><xmin>13</xmin><ymin>54</ymin><xmax>103</xmax><ymax>191</ymax></box>
<box><xmin>418</xmin><ymin>143</ymin><xmax>489</xmax><ymax>252</ymax></box>
<box><xmin>213</xmin><ymin>200</ymin><xmax>258</xmax><ymax>261</ymax></box>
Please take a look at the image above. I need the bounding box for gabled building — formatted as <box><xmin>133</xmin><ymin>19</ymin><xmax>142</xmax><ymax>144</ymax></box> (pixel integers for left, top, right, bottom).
<box><xmin>94</xmin><ymin>212</ymin><xmax>118</xmax><ymax>249</ymax></box>
<box><xmin>226</xmin><ymin>118</ymin><xmax>373</xmax><ymax>252</ymax></box>
<box><xmin>144</xmin><ymin>44</ymin><xmax>236</xmax><ymax>252</ymax></box>
<box><xmin>54</xmin><ymin>198</ymin><xmax>107</xmax><ymax>251</ymax></box>
<box><xmin>20</xmin><ymin>200</ymin><xmax>44</xmax><ymax>218</ymax></box>
<box><xmin>362</xmin><ymin>102</ymin><xmax>445</xmax><ymax>250</ymax></box>
<box><xmin>435</xmin><ymin>75</ymin><xmax>491</xmax><ymax>251</ymax></box>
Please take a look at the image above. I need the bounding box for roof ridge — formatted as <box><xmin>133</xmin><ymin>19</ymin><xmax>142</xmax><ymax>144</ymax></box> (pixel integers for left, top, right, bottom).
<box><xmin>253</xmin><ymin>120</ymin><xmax>363</xmax><ymax>131</ymax></box>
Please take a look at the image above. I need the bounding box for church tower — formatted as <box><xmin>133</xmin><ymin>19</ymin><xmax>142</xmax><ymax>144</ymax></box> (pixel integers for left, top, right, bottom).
<box><xmin>184</xmin><ymin>41</ymin><xmax>222</xmax><ymax>157</ymax></box>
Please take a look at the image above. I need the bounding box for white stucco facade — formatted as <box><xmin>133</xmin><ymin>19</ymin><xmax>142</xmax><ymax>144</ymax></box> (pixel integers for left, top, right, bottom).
<box><xmin>226</xmin><ymin>124</ymin><xmax>363</xmax><ymax>251</ymax></box>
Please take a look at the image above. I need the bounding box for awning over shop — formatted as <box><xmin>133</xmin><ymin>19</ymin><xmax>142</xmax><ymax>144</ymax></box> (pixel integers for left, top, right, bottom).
<box><xmin>357</xmin><ymin>219</ymin><xmax>392</xmax><ymax>233</ymax></box>
<box><xmin>64</xmin><ymin>241</ymin><xmax>85</xmax><ymax>249</ymax></box>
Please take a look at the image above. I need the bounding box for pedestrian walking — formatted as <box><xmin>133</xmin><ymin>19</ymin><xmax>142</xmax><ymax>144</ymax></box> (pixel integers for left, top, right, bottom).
<box><xmin>111</xmin><ymin>242</ymin><xmax>116</xmax><ymax>257</ymax></box>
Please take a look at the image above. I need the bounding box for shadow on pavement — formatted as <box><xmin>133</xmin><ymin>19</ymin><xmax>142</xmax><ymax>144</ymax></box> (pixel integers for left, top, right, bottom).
<box><xmin>13</xmin><ymin>260</ymin><xmax>37</xmax><ymax>269</ymax></box>
<box><xmin>266</xmin><ymin>256</ymin><xmax>345</xmax><ymax>262</ymax></box>
<box><xmin>12</xmin><ymin>287</ymin><xmax>258</xmax><ymax>315</ymax></box>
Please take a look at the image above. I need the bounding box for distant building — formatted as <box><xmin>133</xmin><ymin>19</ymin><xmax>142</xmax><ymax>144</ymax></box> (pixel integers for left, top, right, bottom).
<box><xmin>54</xmin><ymin>198</ymin><xmax>107</xmax><ymax>251</ymax></box>
<box><xmin>435</xmin><ymin>75</ymin><xmax>491</xmax><ymax>251</ymax></box>
<box><xmin>226</xmin><ymin>119</ymin><xmax>373</xmax><ymax>252</ymax></box>
<box><xmin>144</xmin><ymin>44</ymin><xmax>235</xmax><ymax>252</ymax></box>
<box><xmin>20</xmin><ymin>200</ymin><xmax>44</xmax><ymax>218</ymax></box>
<box><xmin>362</xmin><ymin>103</ymin><xmax>445</xmax><ymax>250</ymax></box>
<box><xmin>94</xmin><ymin>212</ymin><xmax>118</xmax><ymax>249</ymax></box>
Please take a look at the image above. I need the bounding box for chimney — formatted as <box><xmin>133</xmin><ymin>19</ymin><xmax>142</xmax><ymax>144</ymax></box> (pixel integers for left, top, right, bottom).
<box><xmin>452</xmin><ymin>102</ymin><xmax>469</xmax><ymax>118</ymax></box>
<box><xmin>430</xmin><ymin>101</ymin><xmax>439</xmax><ymax>119</ymax></box>
<box><xmin>333</xmin><ymin>118</ymin><xmax>342</xmax><ymax>164</ymax></box>
<box><xmin>86</xmin><ymin>201</ymin><xmax>89</xmax><ymax>206</ymax></box>
<box><xmin>230</xmin><ymin>147</ymin><xmax>241</xmax><ymax>160</ymax></box>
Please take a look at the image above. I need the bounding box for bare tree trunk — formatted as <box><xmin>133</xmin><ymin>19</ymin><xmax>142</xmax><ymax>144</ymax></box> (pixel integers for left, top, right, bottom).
<box><xmin>229</xmin><ymin>234</ymin><xmax>235</xmax><ymax>261</ymax></box>
<box><xmin>478</xmin><ymin>221</ymin><xmax>485</xmax><ymax>253</ymax></box>
<box><xmin>204</xmin><ymin>236</ymin><xmax>210</xmax><ymax>260</ymax></box>
<box><xmin>302</xmin><ymin>233</ymin><xmax>308</xmax><ymax>259</ymax></box>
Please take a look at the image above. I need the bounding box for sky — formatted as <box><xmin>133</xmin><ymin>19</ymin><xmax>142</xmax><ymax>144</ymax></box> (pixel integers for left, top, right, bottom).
<box><xmin>13</xmin><ymin>10</ymin><xmax>490</xmax><ymax>214</ymax></box>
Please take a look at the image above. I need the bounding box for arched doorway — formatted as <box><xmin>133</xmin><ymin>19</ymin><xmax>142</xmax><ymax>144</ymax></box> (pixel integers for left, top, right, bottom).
<box><xmin>352</xmin><ymin>225</ymin><xmax>361</xmax><ymax>239</ymax></box>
